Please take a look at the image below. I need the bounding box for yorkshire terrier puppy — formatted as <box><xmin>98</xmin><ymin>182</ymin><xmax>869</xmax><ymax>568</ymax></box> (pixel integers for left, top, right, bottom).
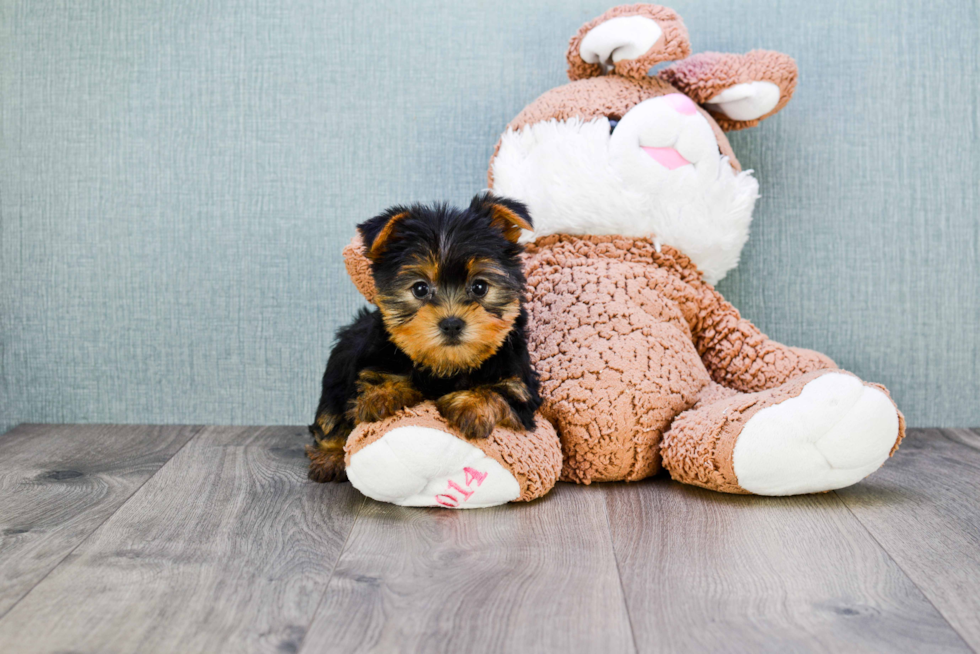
<box><xmin>307</xmin><ymin>193</ymin><xmax>543</xmax><ymax>482</ymax></box>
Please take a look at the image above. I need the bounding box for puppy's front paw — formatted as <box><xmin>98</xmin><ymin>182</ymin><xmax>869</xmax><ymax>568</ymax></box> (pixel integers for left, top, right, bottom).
<box><xmin>348</xmin><ymin>371</ymin><xmax>423</xmax><ymax>423</ymax></box>
<box><xmin>436</xmin><ymin>388</ymin><xmax>521</xmax><ymax>440</ymax></box>
<box><xmin>306</xmin><ymin>437</ymin><xmax>348</xmax><ymax>483</ymax></box>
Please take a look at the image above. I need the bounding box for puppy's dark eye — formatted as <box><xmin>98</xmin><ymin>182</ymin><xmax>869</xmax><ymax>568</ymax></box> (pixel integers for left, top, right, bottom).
<box><xmin>470</xmin><ymin>279</ymin><xmax>489</xmax><ymax>297</ymax></box>
<box><xmin>608</xmin><ymin>118</ymin><xmax>619</xmax><ymax>133</ymax></box>
<box><xmin>411</xmin><ymin>282</ymin><xmax>429</xmax><ymax>299</ymax></box>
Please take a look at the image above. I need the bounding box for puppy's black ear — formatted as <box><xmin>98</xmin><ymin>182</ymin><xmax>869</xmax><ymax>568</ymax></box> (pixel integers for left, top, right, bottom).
<box><xmin>471</xmin><ymin>193</ymin><xmax>532</xmax><ymax>244</ymax></box>
<box><xmin>358</xmin><ymin>208</ymin><xmax>411</xmax><ymax>261</ymax></box>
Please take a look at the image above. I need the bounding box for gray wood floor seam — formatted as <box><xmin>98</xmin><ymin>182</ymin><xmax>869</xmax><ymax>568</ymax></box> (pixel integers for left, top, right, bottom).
<box><xmin>835</xmin><ymin>429</ymin><xmax>980</xmax><ymax>651</ymax></box>
<box><xmin>0</xmin><ymin>425</ymin><xmax>205</xmax><ymax>623</ymax></box>
<box><xmin>830</xmin><ymin>489</ymin><xmax>975</xmax><ymax>653</ymax></box>
<box><xmin>0</xmin><ymin>424</ymin><xmax>204</xmax><ymax>624</ymax></box>
<box><xmin>941</xmin><ymin>428</ymin><xmax>980</xmax><ymax>452</ymax></box>
<box><xmin>0</xmin><ymin>425</ymin><xmax>363</xmax><ymax>654</ymax></box>
<box><xmin>294</xmin><ymin>491</ymin><xmax>366</xmax><ymax>654</ymax></box>
<box><xmin>300</xmin><ymin>484</ymin><xmax>637</xmax><ymax>654</ymax></box>
<box><xmin>600</xmin><ymin>486</ymin><xmax>641</xmax><ymax>654</ymax></box>
<box><xmin>833</xmin><ymin>506</ymin><xmax>978</xmax><ymax>654</ymax></box>
<box><xmin>604</xmin><ymin>470</ymin><xmax>969</xmax><ymax>653</ymax></box>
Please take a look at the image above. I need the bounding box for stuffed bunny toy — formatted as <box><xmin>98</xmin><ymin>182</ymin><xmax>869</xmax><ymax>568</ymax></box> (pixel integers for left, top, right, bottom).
<box><xmin>334</xmin><ymin>4</ymin><xmax>904</xmax><ymax>508</ymax></box>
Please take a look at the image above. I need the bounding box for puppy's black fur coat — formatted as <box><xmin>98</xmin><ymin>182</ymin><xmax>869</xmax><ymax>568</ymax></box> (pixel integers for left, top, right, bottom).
<box><xmin>308</xmin><ymin>193</ymin><xmax>542</xmax><ymax>482</ymax></box>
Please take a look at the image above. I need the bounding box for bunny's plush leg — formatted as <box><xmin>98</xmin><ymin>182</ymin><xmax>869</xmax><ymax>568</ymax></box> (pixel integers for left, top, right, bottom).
<box><xmin>342</xmin><ymin>403</ymin><xmax>561</xmax><ymax>508</ymax></box>
<box><xmin>661</xmin><ymin>372</ymin><xmax>904</xmax><ymax>495</ymax></box>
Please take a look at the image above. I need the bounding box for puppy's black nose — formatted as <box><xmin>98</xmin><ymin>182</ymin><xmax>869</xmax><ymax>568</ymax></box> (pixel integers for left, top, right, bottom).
<box><xmin>438</xmin><ymin>317</ymin><xmax>465</xmax><ymax>338</ymax></box>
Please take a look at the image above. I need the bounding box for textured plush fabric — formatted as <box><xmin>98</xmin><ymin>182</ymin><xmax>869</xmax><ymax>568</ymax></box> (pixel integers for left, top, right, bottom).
<box><xmin>523</xmin><ymin>235</ymin><xmax>838</xmax><ymax>394</ymax></box>
<box><xmin>344</xmin><ymin>403</ymin><xmax>562</xmax><ymax>503</ymax></box>
<box><xmin>522</xmin><ymin>235</ymin><xmax>711</xmax><ymax>482</ymax></box>
<box><xmin>660</xmin><ymin>50</ymin><xmax>799</xmax><ymax>130</ymax></box>
<box><xmin>566</xmin><ymin>4</ymin><xmax>690</xmax><ymax>81</ymax></box>
<box><xmin>343</xmin><ymin>236</ymin><xmax>376</xmax><ymax>304</ymax></box>
<box><xmin>1</xmin><ymin>0</ymin><xmax>977</xmax><ymax>434</ymax></box>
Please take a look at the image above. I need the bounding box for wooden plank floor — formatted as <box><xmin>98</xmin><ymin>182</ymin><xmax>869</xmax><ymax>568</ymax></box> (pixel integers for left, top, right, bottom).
<box><xmin>0</xmin><ymin>426</ymin><xmax>977</xmax><ymax>654</ymax></box>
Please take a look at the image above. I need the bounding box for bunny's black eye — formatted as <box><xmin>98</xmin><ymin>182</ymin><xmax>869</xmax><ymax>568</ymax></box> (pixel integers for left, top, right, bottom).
<box><xmin>608</xmin><ymin>118</ymin><xmax>619</xmax><ymax>133</ymax></box>
<box><xmin>411</xmin><ymin>282</ymin><xmax>430</xmax><ymax>299</ymax></box>
<box><xmin>470</xmin><ymin>279</ymin><xmax>489</xmax><ymax>297</ymax></box>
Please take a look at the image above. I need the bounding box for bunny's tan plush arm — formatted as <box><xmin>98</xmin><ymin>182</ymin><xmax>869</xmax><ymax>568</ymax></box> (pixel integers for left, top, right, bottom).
<box><xmin>686</xmin><ymin>283</ymin><xmax>837</xmax><ymax>393</ymax></box>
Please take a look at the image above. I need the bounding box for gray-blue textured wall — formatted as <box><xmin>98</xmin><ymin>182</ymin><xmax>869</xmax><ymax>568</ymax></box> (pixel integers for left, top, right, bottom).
<box><xmin>2</xmin><ymin>0</ymin><xmax>978</xmax><ymax>434</ymax></box>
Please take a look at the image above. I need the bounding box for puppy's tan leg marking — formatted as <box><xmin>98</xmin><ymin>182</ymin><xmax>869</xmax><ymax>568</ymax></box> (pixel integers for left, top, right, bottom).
<box><xmin>347</xmin><ymin>370</ymin><xmax>423</xmax><ymax>424</ymax></box>
<box><xmin>307</xmin><ymin>414</ymin><xmax>352</xmax><ymax>483</ymax></box>
<box><xmin>436</xmin><ymin>382</ymin><xmax>524</xmax><ymax>440</ymax></box>
<box><xmin>491</xmin><ymin>377</ymin><xmax>531</xmax><ymax>402</ymax></box>
<box><xmin>311</xmin><ymin>412</ymin><xmax>341</xmax><ymax>439</ymax></box>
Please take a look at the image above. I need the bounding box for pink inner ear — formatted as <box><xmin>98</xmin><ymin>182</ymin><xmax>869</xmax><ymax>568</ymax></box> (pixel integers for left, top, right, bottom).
<box><xmin>641</xmin><ymin>147</ymin><xmax>691</xmax><ymax>170</ymax></box>
<box><xmin>664</xmin><ymin>93</ymin><xmax>697</xmax><ymax>115</ymax></box>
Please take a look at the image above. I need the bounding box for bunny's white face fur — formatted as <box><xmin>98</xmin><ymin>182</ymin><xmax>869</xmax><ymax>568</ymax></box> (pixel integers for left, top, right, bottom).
<box><xmin>491</xmin><ymin>93</ymin><xmax>759</xmax><ymax>284</ymax></box>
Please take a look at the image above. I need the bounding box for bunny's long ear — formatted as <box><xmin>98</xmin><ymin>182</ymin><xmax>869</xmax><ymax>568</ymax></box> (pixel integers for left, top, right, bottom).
<box><xmin>660</xmin><ymin>50</ymin><xmax>798</xmax><ymax>131</ymax></box>
<box><xmin>567</xmin><ymin>4</ymin><xmax>690</xmax><ymax>81</ymax></box>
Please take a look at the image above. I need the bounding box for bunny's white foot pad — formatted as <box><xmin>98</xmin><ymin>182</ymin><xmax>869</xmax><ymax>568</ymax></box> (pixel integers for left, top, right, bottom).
<box><xmin>732</xmin><ymin>373</ymin><xmax>900</xmax><ymax>495</ymax></box>
<box><xmin>346</xmin><ymin>426</ymin><xmax>521</xmax><ymax>508</ymax></box>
